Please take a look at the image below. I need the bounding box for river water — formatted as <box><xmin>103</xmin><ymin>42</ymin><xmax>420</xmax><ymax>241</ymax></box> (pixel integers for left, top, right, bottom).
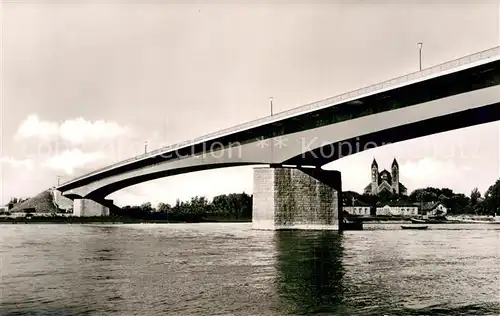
<box><xmin>0</xmin><ymin>223</ymin><xmax>498</xmax><ymax>315</ymax></box>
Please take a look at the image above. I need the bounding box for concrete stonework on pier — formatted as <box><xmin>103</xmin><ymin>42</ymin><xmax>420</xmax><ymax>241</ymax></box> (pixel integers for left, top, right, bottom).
<box><xmin>73</xmin><ymin>199</ymin><xmax>111</xmax><ymax>217</ymax></box>
<box><xmin>252</xmin><ymin>167</ymin><xmax>341</xmax><ymax>230</ymax></box>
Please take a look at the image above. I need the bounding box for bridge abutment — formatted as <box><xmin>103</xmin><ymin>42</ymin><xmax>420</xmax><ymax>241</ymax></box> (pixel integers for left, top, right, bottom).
<box><xmin>252</xmin><ymin>167</ymin><xmax>341</xmax><ymax>231</ymax></box>
<box><xmin>73</xmin><ymin>199</ymin><xmax>112</xmax><ymax>217</ymax></box>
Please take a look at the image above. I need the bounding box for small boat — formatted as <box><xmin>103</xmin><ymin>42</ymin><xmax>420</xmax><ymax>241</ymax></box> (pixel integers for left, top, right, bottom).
<box><xmin>410</xmin><ymin>218</ymin><xmax>427</xmax><ymax>224</ymax></box>
<box><xmin>401</xmin><ymin>225</ymin><xmax>428</xmax><ymax>230</ymax></box>
<box><xmin>411</xmin><ymin>216</ymin><xmax>450</xmax><ymax>224</ymax></box>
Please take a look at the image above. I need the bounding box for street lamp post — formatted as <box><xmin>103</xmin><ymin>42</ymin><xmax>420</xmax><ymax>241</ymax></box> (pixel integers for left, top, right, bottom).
<box><xmin>417</xmin><ymin>42</ymin><xmax>423</xmax><ymax>71</ymax></box>
<box><xmin>269</xmin><ymin>97</ymin><xmax>274</xmax><ymax>116</ymax></box>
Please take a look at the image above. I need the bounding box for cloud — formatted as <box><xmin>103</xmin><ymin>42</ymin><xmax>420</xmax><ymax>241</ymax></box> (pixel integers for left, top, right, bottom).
<box><xmin>59</xmin><ymin>117</ymin><xmax>131</xmax><ymax>144</ymax></box>
<box><xmin>15</xmin><ymin>114</ymin><xmax>132</xmax><ymax>144</ymax></box>
<box><xmin>8</xmin><ymin>114</ymin><xmax>144</xmax><ymax>185</ymax></box>
<box><xmin>14</xmin><ymin>115</ymin><xmax>59</xmax><ymax>140</ymax></box>
<box><xmin>0</xmin><ymin>156</ymin><xmax>34</xmax><ymax>169</ymax></box>
<box><xmin>42</xmin><ymin>149</ymin><xmax>106</xmax><ymax>175</ymax></box>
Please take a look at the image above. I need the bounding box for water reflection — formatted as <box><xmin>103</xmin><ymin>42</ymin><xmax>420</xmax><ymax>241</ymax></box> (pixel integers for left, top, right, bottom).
<box><xmin>71</xmin><ymin>226</ymin><xmax>127</xmax><ymax>314</ymax></box>
<box><xmin>274</xmin><ymin>230</ymin><xmax>345</xmax><ymax>315</ymax></box>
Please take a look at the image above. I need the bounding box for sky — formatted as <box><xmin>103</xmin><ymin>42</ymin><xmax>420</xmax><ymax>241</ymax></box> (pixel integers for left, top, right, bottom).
<box><xmin>1</xmin><ymin>1</ymin><xmax>500</xmax><ymax>207</ymax></box>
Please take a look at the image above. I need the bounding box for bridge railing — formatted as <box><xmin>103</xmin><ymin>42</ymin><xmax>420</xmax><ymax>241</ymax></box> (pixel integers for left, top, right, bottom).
<box><xmin>59</xmin><ymin>45</ymin><xmax>500</xmax><ymax>187</ymax></box>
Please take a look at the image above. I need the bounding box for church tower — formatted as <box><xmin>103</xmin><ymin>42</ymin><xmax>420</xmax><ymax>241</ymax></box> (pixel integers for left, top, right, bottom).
<box><xmin>391</xmin><ymin>158</ymin><xmax>399</xmax><ymax>194</ymax></box>
<box><xmin>371</xmin><ymin>158</ymin><xmax>379</xmax><ymax>195</ymax></box>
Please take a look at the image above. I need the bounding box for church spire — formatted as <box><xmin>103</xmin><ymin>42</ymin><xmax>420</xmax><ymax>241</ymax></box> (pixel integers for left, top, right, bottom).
<box><xmin>372</xmin><ymin>158</ymin><xmax>378</xmax><ymax>168</ymax></box>
<box><xmin>392</xmin><ymin>157</ymin><xmax>398</xmax><ymax>167</ymax></box>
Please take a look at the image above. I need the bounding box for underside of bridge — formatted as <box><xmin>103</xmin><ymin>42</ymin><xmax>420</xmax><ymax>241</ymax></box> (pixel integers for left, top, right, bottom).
<box><xmin>283</xmin><ymin>101</ymin><xmax>500</xmax><ymax>166</ymax></box>
<box><xmin>57</xmin><ymin>55</ymin><xmax>500</xmax><ymax>229</ymax></box>
<box><xmin>64</xmin><ymin>99</ymin><xmax>500</xmax><ymax>227</ymax></box>
<box><xmin>69</xmin><ymin>165</ymin><xmax>345</xmax><ymax>231</ymax></box>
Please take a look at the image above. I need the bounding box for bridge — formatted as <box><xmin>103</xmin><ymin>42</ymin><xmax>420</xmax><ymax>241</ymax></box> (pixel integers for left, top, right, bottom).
<box><xmin>56</xmin><ymin>46</ymin><xmax>500</xmax><ymax>230</ymax></box>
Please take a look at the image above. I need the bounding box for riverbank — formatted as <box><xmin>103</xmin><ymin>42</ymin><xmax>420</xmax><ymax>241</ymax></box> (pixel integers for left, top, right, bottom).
<box><xmin>361</xmin><ymin>220</ymin><xmax>412</xmax><ymax>224</ymax></box>
<box><xmin>0</xmin><ymin>216</ymin><xmax>251</xmax><ymax>224</ymax></box>
<box><xmin>349</xmin><ymin>216</ymin><xmax>413</xmax><ymax>224</ymax></box>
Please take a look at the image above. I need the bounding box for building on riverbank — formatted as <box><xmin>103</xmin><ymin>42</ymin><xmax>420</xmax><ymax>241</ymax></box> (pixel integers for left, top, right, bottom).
<box><xmin>376</xmin><ymin>201</ymin><xmax>418</xmax><ymax>216</ymax></box>
<box><xmin>421</xmin><ymin>202</ymin><xmax>448</xmax><ymax>217</ymax></box>
<box><xmin>343</xmin><ymin>198</ymin><xmax>371</xmax><ymax>216</ymax></box>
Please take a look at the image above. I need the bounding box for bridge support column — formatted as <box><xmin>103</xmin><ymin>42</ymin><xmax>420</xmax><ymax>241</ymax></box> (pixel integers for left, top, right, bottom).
<box><xmin>252</xmin><ymin>166</ymin><xmax>341</xmax><ymax>231</ymax></box>
<box><xmin>73</xmin><ymin>199</ymin><xmax>111</xmax><ymax>217</ymax></box>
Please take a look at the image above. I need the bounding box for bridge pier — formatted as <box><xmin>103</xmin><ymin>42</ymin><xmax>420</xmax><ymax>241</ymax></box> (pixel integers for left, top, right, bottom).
<box><xmin>73</xmin><ymin>199</ymin><xmax>112</xmax><ymax>217</ymax></box>
<box><xmin>252</xmin><ymin>166</ymin><xmax>342</xmax><ymax>231</ymax></box>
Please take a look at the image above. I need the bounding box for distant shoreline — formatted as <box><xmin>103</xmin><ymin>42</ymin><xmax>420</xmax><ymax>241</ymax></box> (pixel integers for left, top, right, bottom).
<box><xmin>0</xmin><ymin>216</ymin><xmax>251</xmax><ymax>224</ymax></box>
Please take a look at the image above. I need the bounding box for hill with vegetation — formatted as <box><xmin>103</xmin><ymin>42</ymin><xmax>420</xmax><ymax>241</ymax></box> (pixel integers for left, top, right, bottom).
<box><xmin>8</xmin><ymin>190</ymin><xmax>58</xmax><ymax>213</ymax></box>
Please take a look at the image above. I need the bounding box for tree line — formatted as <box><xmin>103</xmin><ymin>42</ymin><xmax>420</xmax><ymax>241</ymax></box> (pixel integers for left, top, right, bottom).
<box><xmin>112</xmin><ymin>193</ymin><xmax>253</xmax><ymax>222</ymax></box>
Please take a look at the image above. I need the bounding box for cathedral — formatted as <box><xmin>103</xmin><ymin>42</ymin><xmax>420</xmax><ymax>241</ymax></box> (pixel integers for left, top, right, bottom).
<box><xmin>364</xmin><ymin>158</ymin><xmax>407</xmax><ymax>195</ymax></box>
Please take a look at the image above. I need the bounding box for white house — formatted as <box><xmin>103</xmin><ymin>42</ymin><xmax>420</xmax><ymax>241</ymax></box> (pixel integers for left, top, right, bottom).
<box><xmin>376</xmin><ymin>204</ymin><xmax>393</xmax><ymax>216</ymax></box>
<box><xmin>344</xmin><ymin>199</ymin><xmax>371</xmax><ymax>216</ymax></box>
<box><xmin>344</xmin><ymin>205</ymin><xmax>371</xmax><ymax>216</ymax></box>
<box><xmin>395</xmin><ymin>205</ymin><xmax>419</xmax><ymax>216</ymax></box>
<box><xmin>376</xmin><ymin>202</ymin><xmax>418</xmax><ymax>216</ymax></box>
<box><xmin>424</xmin><ymin>202</ymin><xmax>448</xmax><ymax>217</ymax></box>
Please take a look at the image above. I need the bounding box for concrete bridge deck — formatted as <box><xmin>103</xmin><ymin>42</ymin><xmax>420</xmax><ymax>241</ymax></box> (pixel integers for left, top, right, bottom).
<box><xmin>55</xmin><ymin>46</ymin><xmax>500</xmax><ymax>230</ymax></box>
<box><xmin>58</xmin><ymin>46</ymin><xmax>500</xmax><ymax>190</ymax></box>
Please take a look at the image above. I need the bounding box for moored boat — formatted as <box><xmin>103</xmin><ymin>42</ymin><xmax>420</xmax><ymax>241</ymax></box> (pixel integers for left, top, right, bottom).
<box><xmin>410</xmin><ymin>216</ymin><xmax>450</xmax><ymax>224</ymax></box>
<box><xmin>401</xmin><ymin>225</ymin><xmax>428</xmax><ymax>230</ymax></box>
<box><xmin>410</xmin><ymin>218</ymin><xmax>427</xmax><ymax>224</ymax></box>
